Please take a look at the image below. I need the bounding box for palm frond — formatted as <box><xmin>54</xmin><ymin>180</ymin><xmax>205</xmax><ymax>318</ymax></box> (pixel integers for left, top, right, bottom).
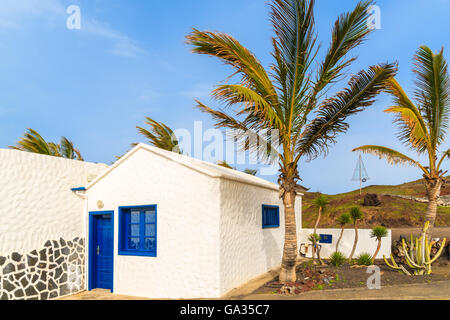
<box><xmin>437</xmin><ymin>149</ymin><xmax>450</xmax><ymax>170</ymax></box>
<box><xmin>196</xmin><ymin>100</ymin><xmax>280</xmax><ymax>163</ymax></box>
<box><xmin>269</xmin><ymin>0</ymin><xmax>317</xmax><ymax>120</ymax></box>
<box><xmin>59</xmin><ymin>137</ymin><xmax>84</xmax><ymax>161</ymax></box>
<box><xmin>352</xmin><ymin>145</ymin><xmax>428</xmax><ymax>173</ymax></box>
<box><xmin>385</xmin><ymin>78</ymin><xmax>430</xmax><ymax>153</ymax></box>
<box><xmin>137</xmin><ymin>117</ymin><xmax>182</xmax><ymax>154</ymax></box>
<box><xmin>211</xmin><ymin>84</ymin><xmax>284</xmax><ymax>130</ymax></box>
<box><xmin>10</xmin><ymin>128</ymin><xmax>53</xmax><ymax>155</ymax></box>
<box><xmin>310</xmin><ymin>0</ymin><xmax>373</xmax><ymax>106</ymax></box>
<box><xmin>296</xmin><ymin>63</ymin><xmax>398</xmax><ymax>160</ymax></box>
<box><xmin>413</xmin><ymin>45</ymin><xmax>450</xmax><ymax>148</ymax></box>
<box><xmin>186</xmin><ymin>29</ymin><xmax>279</xmax><ymax>109</ymax></box>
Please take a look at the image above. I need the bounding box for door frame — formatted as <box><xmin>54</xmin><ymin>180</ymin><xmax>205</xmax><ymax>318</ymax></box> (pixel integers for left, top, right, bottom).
<box><xmin>88</xmin><ymin>211</ymin><xmax>114</xmax><ymax>292</ymax></box>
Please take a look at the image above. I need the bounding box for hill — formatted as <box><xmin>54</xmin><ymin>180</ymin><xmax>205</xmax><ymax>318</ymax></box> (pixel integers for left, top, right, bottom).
<box><xmin>302</xmin><ymin>176</ymin><xmax>450</xmax><ymax>228</ymax></box>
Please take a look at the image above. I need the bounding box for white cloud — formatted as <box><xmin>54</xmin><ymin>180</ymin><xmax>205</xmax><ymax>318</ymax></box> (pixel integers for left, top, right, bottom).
<box><xmin>82</xmin><ymin>19</ymin><xmax>146</xmax><ymax>58</ymax></box>
<box><xmin>0</xmin><ymin>0</ymin><xmax>145</xmax><ymax>58</ymax></box>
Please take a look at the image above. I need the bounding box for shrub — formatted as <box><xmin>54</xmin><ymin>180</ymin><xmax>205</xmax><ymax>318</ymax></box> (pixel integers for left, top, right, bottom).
<box><xmin>357</xmin><ymin>253</ymin><xmax>373</xmax><ymax>266</ymax></box>
<box><xmin>330</xmin><ymin>251</ymin><xmax>346</xmax><ymax>267</ymax></box>
<box><xmin>308</xmin><ymin>233</ymin><xmax>321</xmax><ymax>243</ymax></box>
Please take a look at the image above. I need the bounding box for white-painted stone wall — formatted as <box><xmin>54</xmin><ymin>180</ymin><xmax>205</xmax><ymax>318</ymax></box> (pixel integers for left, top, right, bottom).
<box><xmin>299</xmin><ymin>228</ymin><xmax>391</xmax><ymax>259</ymax></box>
<box><xmin>0</xmin><ymin>149</ymin><xmax>107</xmax><ymax>254</ymax></box>
<box><xmin>219</xmin><ymin>179</ymin><xmax>301</xmax><ymax>296</ymax></box>
<box><xmin>87</xmin><ymin>148</ymin><xmax>222</xmax><ymax>299</ymax></box>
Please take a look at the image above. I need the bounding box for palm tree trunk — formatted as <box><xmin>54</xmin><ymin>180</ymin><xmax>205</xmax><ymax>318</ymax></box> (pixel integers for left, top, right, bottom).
<box><xmin>336</xmin><ymin>226</ymin><xmax>344</xmax><ymax>252</ymax></box>
<box><xmin>349</xmin><ymin>222</ymin><xmax>358</xmax><ymax>261</ymax></box>
<box><xmin>425</xmin><ymin>177</ymin><xmax>443</xmax><ymax>228</ymax></box>
<box><xmin>314</xmin><ymin>207</ymin><xmax>322</xmax><ymax>234</ymax></box>
<box><xmin>279</xmin><ymin>190</ymin><xmax>298</xmax><ymax>283</ymax></box>
<box><xmin>372</xmin><ymin>239</ymin><xmax>382</xmax><ymax>262</ymax></box>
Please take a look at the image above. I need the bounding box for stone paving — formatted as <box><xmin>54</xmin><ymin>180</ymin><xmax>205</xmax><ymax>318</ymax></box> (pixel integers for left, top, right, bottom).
<box><xmin>58</xmin><ymin>289</ymin><xmax>150</xmax><ymax>300</ymax></box>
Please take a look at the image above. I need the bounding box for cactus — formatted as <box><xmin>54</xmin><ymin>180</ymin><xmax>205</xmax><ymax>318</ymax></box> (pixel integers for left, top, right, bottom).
<box><xmin>384</xmin><ymin>221</ymin><xmax>446</xmax><ymax>275</ymax></box>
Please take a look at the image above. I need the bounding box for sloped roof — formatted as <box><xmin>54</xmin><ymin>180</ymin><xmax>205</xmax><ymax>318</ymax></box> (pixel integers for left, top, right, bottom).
<box><xmin>86</xmin><ymin>143</ymin><xmax>282</xmax><ymax>192</ymax></box>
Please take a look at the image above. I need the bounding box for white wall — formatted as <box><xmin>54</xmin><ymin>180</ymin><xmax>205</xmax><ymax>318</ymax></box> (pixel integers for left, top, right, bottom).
<box><xmin>87</xmin><ymin>148</ymin><xmax>222</xmax><ymax>299</ymax></box>
<box><xmin>299</xmin><ymin>228</ymin><xmax>391</xmax><ymax>259</ymax></box>
<box><xmin>0</xmin><ymin>149</ymin><xmax>107</xmax><ymax>254</ymax></box>
<box><xmin>219</xmin><ymin>179</ymin><xmax>302</xmax><ymax>296</ymax></box>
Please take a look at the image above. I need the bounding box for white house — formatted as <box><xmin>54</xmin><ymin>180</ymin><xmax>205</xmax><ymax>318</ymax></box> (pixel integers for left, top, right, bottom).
<box><xmin>83</xmin><ymin>143</ymin><xmax>302</xmax><ymax>299</ymax></box>
<box><xmin>0</xmin><ymin>144</ymin><xmax>302</xmax><ymax>300</ymax></box>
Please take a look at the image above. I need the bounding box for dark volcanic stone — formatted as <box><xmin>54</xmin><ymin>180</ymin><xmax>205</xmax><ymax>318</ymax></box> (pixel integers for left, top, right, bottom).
<box><xmin>11</xmin><ymin>252</ymin><xmax>22</xmax><ymax>262</ymax></box>
<box><xmin>20</xmin><ymin>277</ymin><xmax>28</xmax><ymax>287</ymax></box>
<box><xmin>49</xmin><ymin>291</ymin><xmax>58</xmax><ymax>299</ymax></box>
<box><xmin>0</xmin><ymin>292</ymin><xmax>8</xmax><ymax>300</ymax></box>
<box><xmin>55</xmin><ymin>267</ymin><xmax>63</xmax><ymax>279</ymax></box>
<box><xmin>0</xmin><ymin>256</ymin><xmax>6</xmax><ymax>266</ymax></box>
<box><xmin>39</xmin><ymin>249</ymin><xmax>47</xmax><ymax>261</ymax></box>
<box><xmin>17</xmin><ymin>263</ymin><xmax>25</xmax><ymax>271</ymax></box>
<box><xmin>3</xmin><ymin>279</ymin><xmax>15</xmax><ymax>292</ymax></box>
<box><xmin>59</xmin><ymin>273</ymin><xmax>67</xmax><ymax>283</ymax></box>
<box><xmin>27</xmin><ymin>255</ymin><xmax>38</xmax><ymax>266</ymax></box>
<box><xmin>13</xmin><ymin>289</ymin><xmax>24</xmax><ymax>298</ymax></box>
<box><xmin>32</xmin><ymin>274</ymin><xmax>39</xmax><ymax>283</ymax></box>
<box><xmin>14</xmin><ymin>272</ymin><xmax>25</xmax><ymax>281</ymax></box>
<box><xmin>61</xmin><ymin>247</ymin><xmax>70</xmax><ymax>255</ymax></box>
<box><xmin>40</xmin><ymin>271</ymin><xmax>47</xmax><ymax>282</ymax></box>
<box><xmin>60</xmin><ymin>238</ymin><xmax>66</xmax><ymax>247</ymax></box>
<box><xmin>3</xmin><ymin>263</ymin><xmax>15</xmax><ymax>274</ymax></box>
<box><xmin>48</xmin><ymin>279</ymin><xmax>57</xmax><ymax>291</ymax></box>
<box><xmin>36</xmin><ymin>281</ymin><xmax>47</xmax><ymax>292</ymax></box>
<box><xmin>25</xmin><ymin>286</ymin><xmax>38</xmax><ymax>296</ymax></box>
<box><xmin>29</xmin><ymin>250</ymin><xmax>38</xmax><ymax>257</ymax></box>
<box><xmin>44</xmin><ymin>240</ymin><xmax>52</xmax><ymax>248</ymax></box>
<box><xmin>363</xmin><ymin>193</ymin><xmax>381</xmax><ymax>207</ymax></box>
<box><xmin>52</xmin><ymin>240</ymin><xmax>59</xmax><ymax>248</ymax></box>
<box><xmin>59</xmin><ymin>284</ymin><xmax>70</xmax><ymax>297</ymax></box>
<box><xmin>40</xmin><ymin>292</ymin><xmax>49</xmax><ymax>300</ymax></box>
<box><xmin>69</xmin><ymin>253</ymin><xmax>78</xmax><ymax>263</ymax></box>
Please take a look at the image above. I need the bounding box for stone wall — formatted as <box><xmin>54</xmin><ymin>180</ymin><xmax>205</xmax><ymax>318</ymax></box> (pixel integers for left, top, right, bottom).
<box><xmin>0</xmin><ymin>237</ymin><xmax>85</xmax><ymax>300</ymax></box>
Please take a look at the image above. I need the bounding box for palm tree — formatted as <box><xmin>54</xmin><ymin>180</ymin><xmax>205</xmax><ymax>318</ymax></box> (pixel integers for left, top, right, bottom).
<box><xmin>137</xmin><ymin>117</ymin><xmax>182</xmax><ymax>154</ymax></box>
<box><xmin>243</xmin><ymin>169</ymin><xmax>258</xmax><ymax>176</ymax></box>
<box><xmin>313</xmin><ymin>194</ymin><xmax>328</xmax><ymax>234</ymax></box>
<box><xmin>217</xmin><ymin>160</ymin><xmax>233</xmax><ymax>169</ymax></box>
<box><xmin>348</xmin><ymin>207</ymin><xmax>364</xmax><ymax>261</ymax></box>
<box><xmin>10</xmin><ymin>128</ymin><xmax>84</xmax><ymax>161</ymax></box>
<box><xmin>336</xmin><ymin>213</ymin><xmax>352</xmax><ymax>252</ymax></box>
<box><xmin>186</xmin><ymin>0</ymin><xmax>397</xmax><ymax>282</ymax></box>
<box><xmin>353</xmin><ymin>45</ymin><xmax>449</xmax><ymax>227</ymax></box>
<box><xmin>370</xmin><ymin>226</ymin><xmax>388</xmax><ymax>262</ymax></box>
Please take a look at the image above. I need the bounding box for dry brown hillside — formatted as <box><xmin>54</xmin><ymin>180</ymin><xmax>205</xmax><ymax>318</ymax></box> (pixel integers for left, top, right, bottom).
<box><xmin>302</xmin><ymin>177</ymin><xmax>450</xmax><ymax>228</ymax></box>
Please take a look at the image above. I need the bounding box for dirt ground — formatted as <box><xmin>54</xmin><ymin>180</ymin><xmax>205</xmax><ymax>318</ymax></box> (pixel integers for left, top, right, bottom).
<box><xmin>252</xmin><ymin>258</ymin><xmax>450</xmax><ymax>295</ymax></box>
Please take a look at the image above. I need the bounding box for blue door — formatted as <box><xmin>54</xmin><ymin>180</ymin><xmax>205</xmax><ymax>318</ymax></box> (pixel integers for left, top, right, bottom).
<box><xmin>89</xmin><ymin>213</ymin><xmax>113</xmax><ymax>291</ymax></box>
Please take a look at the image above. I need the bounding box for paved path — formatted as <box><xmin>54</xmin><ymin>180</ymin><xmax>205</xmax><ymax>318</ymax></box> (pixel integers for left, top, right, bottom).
<box><xmin>241</xmin><ymin>281</ymin><xmax>450</xmax><ymax>300</ymax></box>
<box><xmin>58</xmin><ymin>289</ymin><xmax>150</xmax><ymax>300</ymax></box>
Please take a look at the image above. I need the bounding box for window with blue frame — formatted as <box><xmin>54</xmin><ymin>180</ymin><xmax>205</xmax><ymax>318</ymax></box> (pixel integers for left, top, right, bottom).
<box><xmin>262</xmin><ymin>205</ymin><xmax>280</xmax><ymax>229</ymax></box>
<box><xmin>119</xmin><ymin>205</ymin><xmax>157</xmax><ymax>257</ymax></box>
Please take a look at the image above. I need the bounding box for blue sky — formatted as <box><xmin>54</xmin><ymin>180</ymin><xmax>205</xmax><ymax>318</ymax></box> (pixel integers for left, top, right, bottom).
<box><xmin>0</xmin><ymin>0</ymin><xmax>449</xmax><ymax>194</ymax></box>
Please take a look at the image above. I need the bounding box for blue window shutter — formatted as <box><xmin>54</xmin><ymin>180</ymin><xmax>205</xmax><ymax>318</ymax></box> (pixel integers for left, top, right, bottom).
<box><xmin>262</xmin><ymin>205</ymin><xmax>280</xmax><ymax>229</ymax></box>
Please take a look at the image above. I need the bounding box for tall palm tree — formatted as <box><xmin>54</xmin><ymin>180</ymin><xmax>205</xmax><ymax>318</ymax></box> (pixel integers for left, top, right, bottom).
<box><xmin>348</xmin><ymin>207</ymin><xmax>364</xmax><ymax>261</ymax></box>
<box><xmin>336</xmin><ymin>212</ymin><xmax>352</xmax><ymax>252</ymax></box>
<box><xmin>354</xmin><ymin>46</ymin><xmax>449</xmax><ymax>227</ymax></box>
<box><xmin>10</xmin><ymin>128</ymin><xmax>84</xmax><ymax>161</ymax></box>
<box><xmin>370</xmin><ymin>226</ymin><xmax>388</xmax><ymax>262</ymax></box>
<box><xmin>186</xmin><ymin>0</ymin><xmax>397</xmax><ymax>282</ymax></box>
<box><xmin>137</xmin><ymin>117</ymin><xmax>182</xmax><ymax>154</ymax></box>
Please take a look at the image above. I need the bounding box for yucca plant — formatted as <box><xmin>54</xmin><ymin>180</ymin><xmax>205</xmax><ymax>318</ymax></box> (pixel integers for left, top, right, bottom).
<box><xmin>336</xmin><ymin>213</ymin><xmax>352</xmax><ymax>252</ymax></box>
<box><xmin>349</xmin><ymin>207</ymin><xmax>364</xmax><ymax>261</ymax></box>
<box><xmin>330</xmin><ymin>251</ymin><xmax>347</xmax><ymax>267</ymax></box>
<box><xmin>10</xmin><ymin>128</ymin><xmax>84</xmax><ymax>161</ymax></box>
<box><xmin>354</xmin><ymin>45</ymin><xmax>450</xmax><ymax>227</ymax></box>
<box><xmin>308</xmin><ymin>233</ymin><xmax>322</xmax><ymax>265</ymax></box>
<box><xmin>357</xmin><ymin>253</ymin><xmax>373</xmax><ymax>266</ymax></box>
<box><xmin>370</xmin><ymin>226</ymin><xmax>388</xmax><ymax>262</ymax></box>
<box><xmin>137</xmin><ymin>117</ymin><xmax>182</xmax><ymax>154</ymax></box>
<box><xmin>186</xmin><ymin>0</ymin><xmax>397</xmax><ymax>283</ymax></box>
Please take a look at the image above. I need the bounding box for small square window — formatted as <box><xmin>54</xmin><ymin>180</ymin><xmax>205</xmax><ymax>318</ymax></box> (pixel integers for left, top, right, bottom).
<box><xmin>262</xmin><ymin>205</ymin><xmax>280</xmax><ymax>229</ymax></box>
<box><xmin>119</xmin><ymin>206</ymin><xmax>157</xmax><ymax>257</ymax></box>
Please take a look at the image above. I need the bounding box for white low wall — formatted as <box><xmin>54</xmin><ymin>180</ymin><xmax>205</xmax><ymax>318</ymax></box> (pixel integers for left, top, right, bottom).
<box><xmin>299</xmin><ymin>228</ymin><xmax>391</xmax><ymax>259</ymax></box>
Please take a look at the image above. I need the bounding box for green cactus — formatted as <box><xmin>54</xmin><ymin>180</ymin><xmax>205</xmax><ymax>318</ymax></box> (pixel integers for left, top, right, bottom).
<box><xmin>384</xmin><ymin>221</ymin><xmax>447</xmax><ymax>275</ymax></box>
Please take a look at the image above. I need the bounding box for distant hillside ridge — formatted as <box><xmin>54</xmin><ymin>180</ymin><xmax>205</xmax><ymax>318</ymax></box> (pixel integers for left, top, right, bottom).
<box><xmin>302</xmin><ymin>176</ymin><xmax>450</xmax><ymax>228</ymax></box>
